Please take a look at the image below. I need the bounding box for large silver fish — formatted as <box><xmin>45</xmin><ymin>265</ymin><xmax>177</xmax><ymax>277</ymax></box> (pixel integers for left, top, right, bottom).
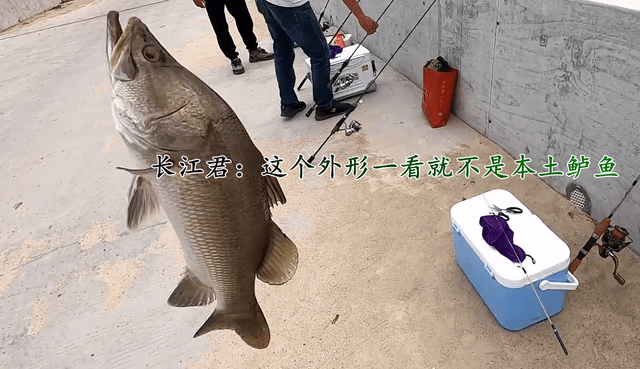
<box><xmin>105</xmin><ymin>11</ymin><xmax>298</xmax><ymax>349</ymax></box>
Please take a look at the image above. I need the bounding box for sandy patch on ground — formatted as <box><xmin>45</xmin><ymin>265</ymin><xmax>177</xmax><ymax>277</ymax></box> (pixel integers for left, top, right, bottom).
<box><xmin>27</xmin><ymin>298</ymin><xmax>49</xmax><ymax>336</ymax></box>
<box><xmin>0</xmin><ymin>239</ymin><xmax>49</xmax><ymax>297</ymax></box>
<box><xmin>97</xmin><ymin>256</ymin><xmax>144</xmax><ymax>311</ymax></box>
<box><xmin>80</xmin><ymin>221</ymin><xmax>119</xmax><ymax>250</ymax></box>
<box><xmin>144</xmin><ymin>224</ymin><xmax>185</xmax><ymax>273</ymax></box>
<box><xmin>101</xmin><ymin>135</ymin><xmax>122</xmax><ymax>154</ymax></box>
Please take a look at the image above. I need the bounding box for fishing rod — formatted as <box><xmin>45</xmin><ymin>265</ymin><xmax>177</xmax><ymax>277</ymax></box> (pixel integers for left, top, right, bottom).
<box><xmin>306</xmin><ymin>0</ymin><xmax>437</xmax><ymax>164</ymax></box>
<box><xmin>297</xmin><ymin>0</ymin><xmax>362</xmax><ymax>91</ymax></box>
<box><xmin>318</xmin><ymin>0</ymin><xmax>332</xmax><ymax>23</ymax></box>
<box><xmin>305</xmin><ymin>0</ymin><xmax>397</xmax><ymax>117</ymax></box>
<box><xmin>568</xmin><ymin>171</ymin><xmax>640</xmax><ymax>275</ymax></box>
<box><xmin>479</xmin><ymin>193</ymin><xmax>569</xmax><ymax>356</ymax></box>
<box><xmin>317</xmin><ymin>0</ymin><xmax>332</xmax><ymax>23</ymax></box>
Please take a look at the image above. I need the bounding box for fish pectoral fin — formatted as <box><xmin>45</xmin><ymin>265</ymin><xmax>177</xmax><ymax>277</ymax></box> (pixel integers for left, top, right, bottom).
<box><xmin>126</xmin><ymin>175</ymin><xmax>159</xmax><ymax>230</ymax></box>
<box><xmin>116</xmin><ymin>166</ymin><xmax>156</xmax><ymax>176</ymax></box>
<box><xmin>167</xmin><ymin>269</ymin><xmax>215</xmax><ymax>307</ymax></box>
<box><xmin>256</xmin><ymin>220</ymin><xmax>299</xmax><ymax>286</ymax></box>
<box><xmin>265</xmin><ymin>175</ymin><xmax>286</xmax><ymax>207</ymax></box>
<box><xmin>194</xmin><ymin>304</ymin><xmax>270</xmax><ymax>349</ymax></box>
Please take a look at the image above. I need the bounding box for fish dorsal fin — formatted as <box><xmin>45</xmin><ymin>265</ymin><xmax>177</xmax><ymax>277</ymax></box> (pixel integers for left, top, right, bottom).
<box><xmin>257</xmin><ymin>221</ymin><xmax>298</xmax><ymax>285</ymax></box>
<box><xmin>265</xmin><ymin>175</ymin><xmax>286</xmax><ymax>208</ymax></box>
<box><xmin>126</xmin><ymin>175</ymin><xmax>159</xmax><ymax>230</ymax></box>
<box><xmin>167</xmin><ymin>269</ymin><xmax>215</xmax><ymax>307</ymax></box>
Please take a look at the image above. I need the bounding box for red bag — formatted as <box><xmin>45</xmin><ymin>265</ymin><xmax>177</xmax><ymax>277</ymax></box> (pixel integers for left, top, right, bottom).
<box><xmin>421</xmin><ymin>65</ymin><xmax>458</xmax><ymax>128</ymax></box>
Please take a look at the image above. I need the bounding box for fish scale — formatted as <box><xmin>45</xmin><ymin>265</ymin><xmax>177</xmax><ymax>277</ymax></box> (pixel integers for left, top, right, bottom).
<box><xmin>157</xmin><ymin>174</ymin><xmax>246</xmax><ymax>303</ymax></box>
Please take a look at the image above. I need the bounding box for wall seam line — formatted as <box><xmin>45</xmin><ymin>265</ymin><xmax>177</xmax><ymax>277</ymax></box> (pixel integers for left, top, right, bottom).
<box><xmin>487</xmin><ymin>0</ymin><xmax>501</xmax><ymax>138</ymax></box>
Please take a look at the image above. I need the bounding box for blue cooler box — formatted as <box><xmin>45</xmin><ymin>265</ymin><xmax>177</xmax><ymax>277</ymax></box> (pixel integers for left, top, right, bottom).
<box><xmin>450</xmin><ymin>189</ymin><xmax>579</xmax><ymax>331</ymax></box>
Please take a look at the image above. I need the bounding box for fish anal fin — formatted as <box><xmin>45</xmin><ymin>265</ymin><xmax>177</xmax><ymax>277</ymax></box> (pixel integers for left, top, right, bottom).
<box><xmin>126</xmin><ymin>175</ymin><xmax>159</xmax><ymax>231</ymax></box>
<box><xmin>256</xmin><ymin>220</ymin><xmax>298</xmax><ymax>286</ymax></box>
<box><xmin>167</xmin><ymin>269</ymin><xmax>215</xmax><ymax>307</ymax></box>
<box><xmin>193</xmin><ymin>304</ymin><xmax>270</xmax><ymax>349</ymax></box>
<box><xmin>265</xmin><ymin>175</ymin><xmax>286</xmax><ymax>208</ymax></box>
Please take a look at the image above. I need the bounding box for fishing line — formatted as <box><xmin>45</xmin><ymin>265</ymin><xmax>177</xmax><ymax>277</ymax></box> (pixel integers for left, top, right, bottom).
<box><xmin>479</xmin><ymin>193</ymin><xmax>568</xmax><ymax>356</ymax></box>
<box><xmin>324</xmin><ymin>0</ymin><xmax>362</xmax><ymax>46</ymax></box>
<box><xmin>305</xmin><ymin>0</ymin><xmax>397</xmax><ymax>117</ymax></box>
<box><xmin>297</xmin><ymin>0</ymin><xmax>362</xmax><ymax>91</ymax></box>
<box><xmin>317</xmin><ymin>0</ymin><xmax>332</xmax><ymax>23</ymax></box>
<box><xmin>569</xmin><ymin>171</ymin><xmax>640</xmax><ymax>273</ymax></box>
<box><xmin>0</xmin><ymin>0</ymin><xmax>171</xmax><ymax>42</ymax></box>
<box><xmin>306</xmin><ymin>0</ymin><xmax>437</xmax><ymax>164</ymax></box>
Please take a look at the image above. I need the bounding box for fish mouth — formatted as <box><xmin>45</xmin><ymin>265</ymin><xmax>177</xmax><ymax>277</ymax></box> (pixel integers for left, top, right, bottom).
<box><xmin>106</xmin><ymin>11</ymin><xmax>123</xmax><ymax>60</ymax></box>
<box><xmin>106</xmin><ymin>12</ymin><xmax>146</xmax><ymax>81</ymax></box>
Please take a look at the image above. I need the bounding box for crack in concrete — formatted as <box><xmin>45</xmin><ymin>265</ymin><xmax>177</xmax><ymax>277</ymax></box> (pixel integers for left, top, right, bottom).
<box><xmin>10</xmin><ymin>241</ymin><xmax>80</xmax><ymax>271</ymax></box>
<box><xmin>117</xmin><ymin>220</ymin><xmax>168</xmax><ymax>237</ymax></box>
<box><xmin>9</xmin><ymin>221</ymin><xmax>167</xmax><ymax>272</ymax></box>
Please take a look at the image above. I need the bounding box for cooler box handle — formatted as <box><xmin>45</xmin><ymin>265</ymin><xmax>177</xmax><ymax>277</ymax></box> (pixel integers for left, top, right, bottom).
<box><xmin>538</xmin><ymin>271</ymin><xmax>579</xmax><ymax>291</ymax></box>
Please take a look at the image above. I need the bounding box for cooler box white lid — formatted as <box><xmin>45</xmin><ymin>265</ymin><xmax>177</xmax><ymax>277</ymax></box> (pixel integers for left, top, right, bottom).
<box><xmin>450</xmin><ymin>189</ymin><xmax>571</xmax><ymax>288</ymax></box>
<box><xmin>304</xmin><ymin>44</ymin><xmax>370</xmax><ymax>67</ymax></box>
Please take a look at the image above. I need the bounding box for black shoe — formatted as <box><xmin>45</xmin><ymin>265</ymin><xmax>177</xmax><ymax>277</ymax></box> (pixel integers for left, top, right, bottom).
<box><xmin>231</xmin><ymin>58</ymin><xmax>245</xmax><ymax>75</ymax></box>
<box><xmin>281</xmin><ymin>101</ymin><xmax>307</xmax><ymax>118</ymax></box>
<box><xmin>315</xmin><ymin>101</ymin><xmax>355</xmax><ymax>121</ymax></box>
<box><xmin>249</xmin><ymin>47</ymin><xmax>275</xmax><ymax>63</ymax></box>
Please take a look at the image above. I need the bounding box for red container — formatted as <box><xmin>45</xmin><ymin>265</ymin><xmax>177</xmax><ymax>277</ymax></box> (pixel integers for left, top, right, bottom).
<box><xmin>421</xmin><ymin>65</ymin><xmax>458</xmax><ymax>128</ymax></box>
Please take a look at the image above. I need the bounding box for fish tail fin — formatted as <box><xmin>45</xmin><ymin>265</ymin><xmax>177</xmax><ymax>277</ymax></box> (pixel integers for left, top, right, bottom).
<box><xmin>193</xmin><ymin>302</ymin><xmax>270</xmax><ymax>349</ymax></box>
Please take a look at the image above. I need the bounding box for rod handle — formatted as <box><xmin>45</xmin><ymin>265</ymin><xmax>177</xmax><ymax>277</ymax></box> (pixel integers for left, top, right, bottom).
<box><xmin>568</xmin><ymin>218</ymin><xmax>611</xmax><ymax>273</ymax></box>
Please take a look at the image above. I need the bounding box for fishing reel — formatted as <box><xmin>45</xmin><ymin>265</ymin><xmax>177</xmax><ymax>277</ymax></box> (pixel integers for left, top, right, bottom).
<box><xmin>597</xmin><ymin>225</ymin><xmax>633</xmax><ymax>285</ymax></box>
<box><xmin>344</xmin><ymin>120</ymin><xmax>362</xmax><ymax>136</ymax></box>
<box><xmin>334</xmin><ymin>73</ymin><xmax>359</xmax><ymax>93</ymax></box>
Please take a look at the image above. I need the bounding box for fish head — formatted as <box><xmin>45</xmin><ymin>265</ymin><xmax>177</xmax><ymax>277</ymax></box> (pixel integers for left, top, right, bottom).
<box><xmin>106</xmin><ymin>11</ymin><xmax>206</xmax><ymax>155</ymax></box>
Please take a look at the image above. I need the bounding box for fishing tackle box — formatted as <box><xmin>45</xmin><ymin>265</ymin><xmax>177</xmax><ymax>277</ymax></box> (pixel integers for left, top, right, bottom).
<box><xmin>450</xmin><ymin>189</ymin><xmax>579</xmax><ymax>331</ymax></box>
<box><xmin>304</xmin><ymin>43</ymin><xmax>377</xmax><ymax>101</ymax></box>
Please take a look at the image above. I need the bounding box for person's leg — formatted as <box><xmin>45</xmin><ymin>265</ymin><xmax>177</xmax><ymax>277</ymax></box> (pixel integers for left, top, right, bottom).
<box><xmin>204</xmin><ymin>0</ymin><xmax>238</xmax><ymax>60</ymax></box>
<box><xmin>223</xmin><ymin>0</ymin><xmax>273</xmax><ymax>63</ymax></box>
<box><xmin>204</xmin><ymin>0</ymin><xmax>245</xmax><ymax>74</ymax></box>
<box><xmin>264</xmin><ymin>2</ymin><xmax>333</xmax><ymax>110</ymax></box>
<box><xmin>224</xmin><ymin>0</ymin><xmax>258</xmax><ymax>52</ymax></box>
<box><xmin>266</xmin><ymin>2</ymin><xmax>353</xmax><ymax>120</ymax></box>
<box><xmin>224</xmin><ymin>0</ymin><xmax>273</xmax><ymax>63</ymax></box>
<box><xmin>258</xmin><ymin>0</ymin><xmax>303</xmax><ymax>115</ymax></box>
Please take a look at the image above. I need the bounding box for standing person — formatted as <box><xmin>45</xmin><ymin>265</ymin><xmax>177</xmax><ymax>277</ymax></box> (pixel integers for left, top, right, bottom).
<box><xmin>255</xmin><ymin>0</ymin><xmax>378</xmax><ymax>120</ymax></box>
<box><xmin>193</xmin><ymin>0</ymin><xmax>275</xmax><ymax>75</ymax></box>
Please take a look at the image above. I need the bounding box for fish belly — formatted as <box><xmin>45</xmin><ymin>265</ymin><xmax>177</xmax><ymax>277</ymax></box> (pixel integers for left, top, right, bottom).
<box><xmin>153</xmin><ymin>157</ymin><xmax>270</xmax><ymax>308</ymax></box>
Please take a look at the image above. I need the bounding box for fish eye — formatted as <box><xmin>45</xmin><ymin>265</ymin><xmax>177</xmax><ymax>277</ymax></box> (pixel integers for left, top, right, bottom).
<box><xmin>142</xmin><ymin>46</ymin><xmax>161</xmax><ymax>62</ymax></box>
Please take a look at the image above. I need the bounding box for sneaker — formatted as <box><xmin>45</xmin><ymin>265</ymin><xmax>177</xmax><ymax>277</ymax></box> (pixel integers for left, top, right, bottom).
<box><xmin>249</xmin><ymin>47</ymin><xmax>274</xmax><ymax>63</ymax></box>
<box><xmin>281</xmin><ymin>101</ymin><xmax>307</xmax><ymax>118</ymax></box>
<box><xmin>231</xmin><ymin>58</ymin><xmax>244</xmax><ymax>75</ymax></box>
<box><xmin>315</xmin><ymin>101</ymin><xmax>355</xmax><ymax>121</ymax></box>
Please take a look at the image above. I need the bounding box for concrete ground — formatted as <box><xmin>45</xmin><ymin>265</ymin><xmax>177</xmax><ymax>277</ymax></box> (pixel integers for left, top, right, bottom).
<box><xmin>1</xmin><ymin>0</ymin><xmax>639</xmax><ymax>368</ymax></box>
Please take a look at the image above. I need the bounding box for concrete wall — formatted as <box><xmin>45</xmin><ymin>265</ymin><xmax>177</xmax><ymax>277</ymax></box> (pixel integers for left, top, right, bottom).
<box><xmin>311</xmin><ymin>0</ymin><xmax>640</xmax><ymax>255</ymax></box>
<box><xmin>0</xmin><ymin>0</ymin><xmax>62</xmax><ymax>31</ymax></box>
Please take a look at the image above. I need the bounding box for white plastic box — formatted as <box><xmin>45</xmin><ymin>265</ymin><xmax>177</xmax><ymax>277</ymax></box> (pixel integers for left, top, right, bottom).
<box><xmin>450</xmin><ymin>189</ymin><xmax>579</xmax><ymax>331</ymax></box>
<box><xmin>304</xmin><ymin>44</ymin><xmax>377</xmax><ymax>101</ymax></box>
